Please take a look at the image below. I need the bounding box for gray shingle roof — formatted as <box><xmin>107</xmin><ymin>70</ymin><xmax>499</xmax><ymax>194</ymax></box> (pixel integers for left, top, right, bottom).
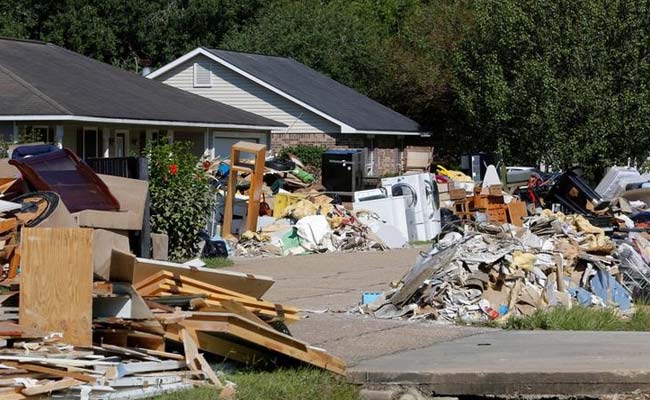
<box><xmin>205</xmin><ymin>48</ymin><xmax>422</xmax><ymax>133</ymax></box>
<box><xmin>0</xmin><ymin>38</ymin><xmax>284</xmax><ymax>128</ymax></box>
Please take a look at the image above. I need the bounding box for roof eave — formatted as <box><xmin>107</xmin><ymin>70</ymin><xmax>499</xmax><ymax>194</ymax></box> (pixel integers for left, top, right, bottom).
<box><xmin>0</xmin><ymin>114</ymin><xmax>282</xmax><ymax>130</ymax></box>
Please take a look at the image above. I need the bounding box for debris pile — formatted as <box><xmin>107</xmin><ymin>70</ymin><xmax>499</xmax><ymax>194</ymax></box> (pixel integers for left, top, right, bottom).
<box><xmin>0</xmin><ymin>146</ymin><xmax>345</xmax><ymax>398</ymax></box>
<box><xmin>362</xmin><ymin>210</ymin><xmax>644</xmax><ymax>324</ymax></box>
<box><xmin>201</xmin><ymin>144</ymin><xmax>390</xmax><ymax>257</ymax></box>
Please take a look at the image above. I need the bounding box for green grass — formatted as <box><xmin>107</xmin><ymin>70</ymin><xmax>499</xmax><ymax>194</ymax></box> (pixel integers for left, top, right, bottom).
<box><xmin>201</xmin><ymin>257</ymin><xmax>234</xmax><ymax>268</ymax></box>
<box><xmin>409</xmin><ymin>240</ymin><xmax>433</xmax><ymax>246</ymax></box>
<box><xmin>151</xmin><ymin>368</ymin><xmax>360</xmax><ymax>400</ymax></box>
<box><xmin>499</xmin><ymin>306</ymin><xmax>650</xmax><ymax>331</ymax></box>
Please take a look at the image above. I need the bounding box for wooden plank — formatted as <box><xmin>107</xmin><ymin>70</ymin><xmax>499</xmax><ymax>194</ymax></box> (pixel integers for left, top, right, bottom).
<box><xmin>0</xmin><ymin>393</ymin><xmax>25</xmax><ymax>400</ymax></box>
<box><xmin>21</xmin><ymin>377</ymin><xmax>80</xmax><ymax>396</ymax></box>
<box><xmin>134</xmin><ymin>270</ymin><xmax>256</xmax><ymax>301</ymax></box>
<box><xmin>145</xmin><ymin>284</ymin><xmax>299</xmax><ymax>322</ymax></box>
<box><xmin>136</xmin><ymin>348</ymin><xmax>184</xmax><ymax>361</ymax></box>
<box><xmin>19</xmin><ymin>228</ymin><xmax>94</xmax><ymax>347</ymax></box>
<box><xmin>181</xmin><ymin>328</ymin><xmax>222</xmax><ymax>388</ymax></box>
<box><xmin>1</xmin><ymin>362</ymin><xmax>96</xmax><ymax>383</ymax></box>
<box><xmin>135</xmin><ymin>274</ymin><xmax>299</xmax><ymax>316</ymax></box>
<box><xmin>110</xmin><ymin>249</ymin><xmax>274</xmax><ymax>298</ymax></box>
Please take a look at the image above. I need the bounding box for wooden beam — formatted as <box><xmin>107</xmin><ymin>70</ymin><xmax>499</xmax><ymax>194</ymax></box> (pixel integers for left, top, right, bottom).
<box><xmin>181</xmin><ymin>328</ymin><xmax>223</xmax><ymax>389</ymax></box>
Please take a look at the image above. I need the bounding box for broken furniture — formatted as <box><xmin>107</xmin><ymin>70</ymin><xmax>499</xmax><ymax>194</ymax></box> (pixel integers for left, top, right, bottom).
<box><xmin>222</xmin><ymin>141</ymin><xmax>267</xmax><ymax>239</ymax></box>
<box><xmin>9</xmin><ymin>147</ymin><xmax>120</xmax><ymax>213</ymax></box>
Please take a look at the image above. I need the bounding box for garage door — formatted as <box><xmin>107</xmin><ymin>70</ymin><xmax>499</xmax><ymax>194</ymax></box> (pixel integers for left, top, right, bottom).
<box><xmin>213</xmin><ymin>133</ymin><xmax>265</xmax><ymax>159</ymax></box>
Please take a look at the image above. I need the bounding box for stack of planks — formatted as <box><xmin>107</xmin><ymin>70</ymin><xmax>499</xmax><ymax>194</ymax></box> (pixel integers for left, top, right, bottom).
<box><xmin>0</xmin><ymin>321</ymin><xmax>205</xmax><ymax>400</ymax></box>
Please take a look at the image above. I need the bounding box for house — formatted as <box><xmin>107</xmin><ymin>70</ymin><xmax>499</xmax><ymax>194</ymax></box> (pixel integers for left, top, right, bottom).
<box><xmin>0</xmin><ymin>38</ymin><xmax>284</xmax><ymax>159</ymax></box>
<box><xmin>147</xmin><ymin>48</ymin><xmax>431</xmax><ymax>176</ymax></box>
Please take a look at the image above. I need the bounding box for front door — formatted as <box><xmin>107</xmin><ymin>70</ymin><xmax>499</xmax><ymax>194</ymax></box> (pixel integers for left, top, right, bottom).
<box><xmin>114</xmin><ymin>130</ymin><xmax>128</xmax><ymax>157</ymax></box>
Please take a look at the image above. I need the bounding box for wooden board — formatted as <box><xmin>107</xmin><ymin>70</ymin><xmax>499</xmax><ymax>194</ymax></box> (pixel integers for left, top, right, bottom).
<box><xmin>19</xmin><ymin>228</ymin><xmax>94</xmax><ymax>347</ymax></box>
<box><xmin>109</xmin><ymin>249</ymin><xmax>274</xmax><ymax>298</ymax></box>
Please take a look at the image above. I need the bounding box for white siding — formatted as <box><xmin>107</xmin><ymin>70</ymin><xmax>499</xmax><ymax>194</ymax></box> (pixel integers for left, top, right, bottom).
<box><xmin>157</xmin><ymin>55</ymin><xmax>340</xmax><ymax>134</ymax></box>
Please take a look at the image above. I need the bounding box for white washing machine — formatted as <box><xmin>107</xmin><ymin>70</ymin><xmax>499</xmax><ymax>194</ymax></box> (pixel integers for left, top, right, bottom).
<box><xmin>381</xmin><ymin>173</ymin><xmax>441</xmax><ymax>241</ymax></box>
<box><xmin>352</xmin><ymin>194</ymin><xmax>417</xmax><ymax>243</ymax></box>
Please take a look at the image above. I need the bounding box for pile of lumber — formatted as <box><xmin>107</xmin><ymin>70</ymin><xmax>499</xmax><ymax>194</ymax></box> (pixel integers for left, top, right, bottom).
<box><xmin>0</xmin><ymin>322</ymin><xmax>201</xmax><ymax>399</ymax></box>
<box><xmin>0</xmin><ymin>227</ymin><xmax>345</xmax><ymax>398</ymax></box>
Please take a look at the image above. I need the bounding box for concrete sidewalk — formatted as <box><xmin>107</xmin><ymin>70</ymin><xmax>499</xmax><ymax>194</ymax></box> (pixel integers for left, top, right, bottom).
<box><xmin>349</xmin><ymin>330</ymin><xmax>650</xmax><ymax>396</ymax></box>
<box><xmin>230</xmin><ymin>249</ymin><xmax>650</xmax><ymax>396</ymax></box>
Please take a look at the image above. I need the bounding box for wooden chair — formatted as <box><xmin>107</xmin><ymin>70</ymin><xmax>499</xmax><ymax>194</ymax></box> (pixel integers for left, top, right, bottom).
<box><xmin>222</xmin><ymin>142</ymin><xmax>267</xmax><ymax>239</ymax></box>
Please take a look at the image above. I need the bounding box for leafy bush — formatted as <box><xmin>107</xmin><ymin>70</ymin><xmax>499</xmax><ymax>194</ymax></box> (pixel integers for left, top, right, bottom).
<box><xmin>278</xmin><ymin>144</ymin><xmax>327</xmax><ymax>168</ymax></box>
<box><xmin>147</xmin><ymin>141</ymin><xmax>213</xmax><ymax>261</ymax></box>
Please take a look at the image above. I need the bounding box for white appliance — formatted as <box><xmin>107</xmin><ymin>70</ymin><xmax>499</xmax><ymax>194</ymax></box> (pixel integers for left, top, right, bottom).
<box><xmin>381</xmin><ymin>173</ymin><xmax>441</xmax><ymax>241</ymax></box>
<box><xmin>352</xmin><ymin>194</ymin><xmax>416</xmax><ymax>243</ymax></box>
<box><xmin>353</xmin><ymin>187</ymin><xmax>389</xmax><ymax>203</ymax></box>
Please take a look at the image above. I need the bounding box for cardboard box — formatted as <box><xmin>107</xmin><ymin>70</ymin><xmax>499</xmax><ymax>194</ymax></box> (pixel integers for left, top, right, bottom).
<box><xmin>450</xmin><ymin>188</ymin><xmax>467</xmax><ymax>200</ymax></box>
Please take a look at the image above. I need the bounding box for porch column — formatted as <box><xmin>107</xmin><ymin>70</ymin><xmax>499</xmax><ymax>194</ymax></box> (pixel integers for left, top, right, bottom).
<box><xmin>167</xmin><ymin>129</ymin><xmax>174</xmax><ymax>144</ymax></box>
<box><xmin>12</xmin><ymin>122</ymin><xmax>18</xmax><ymax>143</ymax></box>
<box><xmin>102</xmin><ymin>127</ymin><xmax>110</xmax><ymax>158</ymax></box>
<box><xmin>205</xmin><ymin>128</ymin><xmax>214</xmax><ymax>158</ymax></box>
<box><xmin>55</xmin><ymin>125</ymin><xmax>64</xmax><ymax>149</ymax></box>
<box><xmin>145</xmin><ymin>130</ymin><xmax>153</xmax><ymax>147</ymax></box>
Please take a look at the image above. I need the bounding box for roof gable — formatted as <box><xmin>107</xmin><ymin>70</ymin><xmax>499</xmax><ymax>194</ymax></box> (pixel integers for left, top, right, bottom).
<box><xmin>148</xmin><ymin>47</ymin><xmax>422</xmax><ymax>134</ymax></box>
<box><xmin>0</xmin><ymin>38</ymin><xmax>283</xmax><ymax>129</ymax></box>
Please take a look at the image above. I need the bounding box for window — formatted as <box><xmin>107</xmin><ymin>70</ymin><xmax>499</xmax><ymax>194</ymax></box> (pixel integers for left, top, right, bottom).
<box><xmin>193</xmin><ymin>62</ymin><xmax>211</xmax><ymax>87</ymax></box>
<box><xmin>23</xmin><ymin>125</ymin><xmax>53</xmax><ymax>143</ymax></box>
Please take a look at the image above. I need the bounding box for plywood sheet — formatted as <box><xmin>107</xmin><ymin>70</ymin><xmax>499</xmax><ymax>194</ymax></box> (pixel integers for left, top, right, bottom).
<box><xmin>19</xmin><ymin>228</ymin><xmax>93</xmax><ymax>346</ymax></box>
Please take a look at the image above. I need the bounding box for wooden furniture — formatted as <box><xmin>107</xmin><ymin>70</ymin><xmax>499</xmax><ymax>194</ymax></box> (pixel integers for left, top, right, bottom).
<box><xmin>222</xmin><ymin>141</ymin><xmax>267</xmax><ymax>239</ymax></box>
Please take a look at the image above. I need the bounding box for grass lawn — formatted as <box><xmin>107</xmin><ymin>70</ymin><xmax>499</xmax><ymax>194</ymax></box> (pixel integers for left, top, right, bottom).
<box><xmin>201</xmin><ymin>257</ymin><xmax>234</xmax><ymax>268</ymax></box>
<box><xmin>151</xmin><ymin>368</ymin><xmax>360</xmax><ymax>400</ymax></box>
<box><xmin>499</xmin><ymin>305</ymin><xmax>650</xmax><ymax>331</ymax></box>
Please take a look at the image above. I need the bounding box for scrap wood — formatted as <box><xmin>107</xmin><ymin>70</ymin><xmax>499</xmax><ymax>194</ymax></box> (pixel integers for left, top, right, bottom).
<box><xmin>135</xmin><ymin>271</ymin><xmax>299</xmax><ymax>322</ymax></box>
<box><xmin>166</xmin><ymin>312</ymin><xmax>346</xmax><ymax>375</ymax></box>
<box><xmin>180</xmin><ymin>329</ymin><xmax>223</xmax><ymax>389</ymax></box>
<box><xmin>134</xmin><ymin>270</ymin><xmax>257</xmax><ymax>301</ymax></box>
<box><xmin>0</xmin><ymin>362</ymin><xmax>96</xmax><ymax>383</ymax></box>
<box><xmin>21</xmin><ymin>377</ymin><xmax>81</xmax><ymax>396</ymax></box>
<box><xmin>109</xmin><ymin>249</ymin><xmax>275</xmax><ymax>298</ymax></box>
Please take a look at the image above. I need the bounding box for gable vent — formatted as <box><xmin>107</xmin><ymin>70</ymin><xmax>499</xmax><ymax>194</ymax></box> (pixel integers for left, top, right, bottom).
<box><xmin>193</xmin><ymin>62</ymin><xmax>212</xmax><ymax>87</ymax></box>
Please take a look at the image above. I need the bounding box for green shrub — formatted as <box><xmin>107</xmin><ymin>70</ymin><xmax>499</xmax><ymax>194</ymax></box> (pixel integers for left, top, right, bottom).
<box><xmin>278</xmin><ymin>144</ymin><xmax>327</xmax><ymax>168</ymax></box>
<box><xmin>147</xmin><ymin>141</ymin><xmax>213</xmax><ymax>261</ymax></box>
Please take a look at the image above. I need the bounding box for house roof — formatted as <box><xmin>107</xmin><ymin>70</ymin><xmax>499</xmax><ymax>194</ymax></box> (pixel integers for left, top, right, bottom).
<box><xmin>148</xmin><ymin>47</ymin><xmax>423</xmax><ymax>134</ymax></box>
<box><xmin>0</xmin><ymin>38</ymin><xmax>284</xmax><ymax>129</ymax></box>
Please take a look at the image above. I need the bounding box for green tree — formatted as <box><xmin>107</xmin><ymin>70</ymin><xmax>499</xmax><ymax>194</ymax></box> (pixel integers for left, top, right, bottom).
<box><xmin>453</xmin><ymin>0</ymin><xmax>650</xmax><ymax>175</ymax></box>
<box><xmin>222</xmin><ymin>0</ymin><xmax>392</xmax><ymax>98</ymax></box>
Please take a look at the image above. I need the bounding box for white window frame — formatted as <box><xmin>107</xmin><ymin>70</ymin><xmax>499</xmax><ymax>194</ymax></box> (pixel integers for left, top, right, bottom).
<box><xmin>114</xmin><ymin>129</ymin><xmax>129</xmax><ymax>157</ymax></box>
<box><xmin>193</xmin><ymin>62</ymin><xmax>212</xmax><ymax>88</ymax></box>
<box><xmin>82</xmin><ymin>126</ymin><xmax>99</xmax><ymax>159</ymax></box>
